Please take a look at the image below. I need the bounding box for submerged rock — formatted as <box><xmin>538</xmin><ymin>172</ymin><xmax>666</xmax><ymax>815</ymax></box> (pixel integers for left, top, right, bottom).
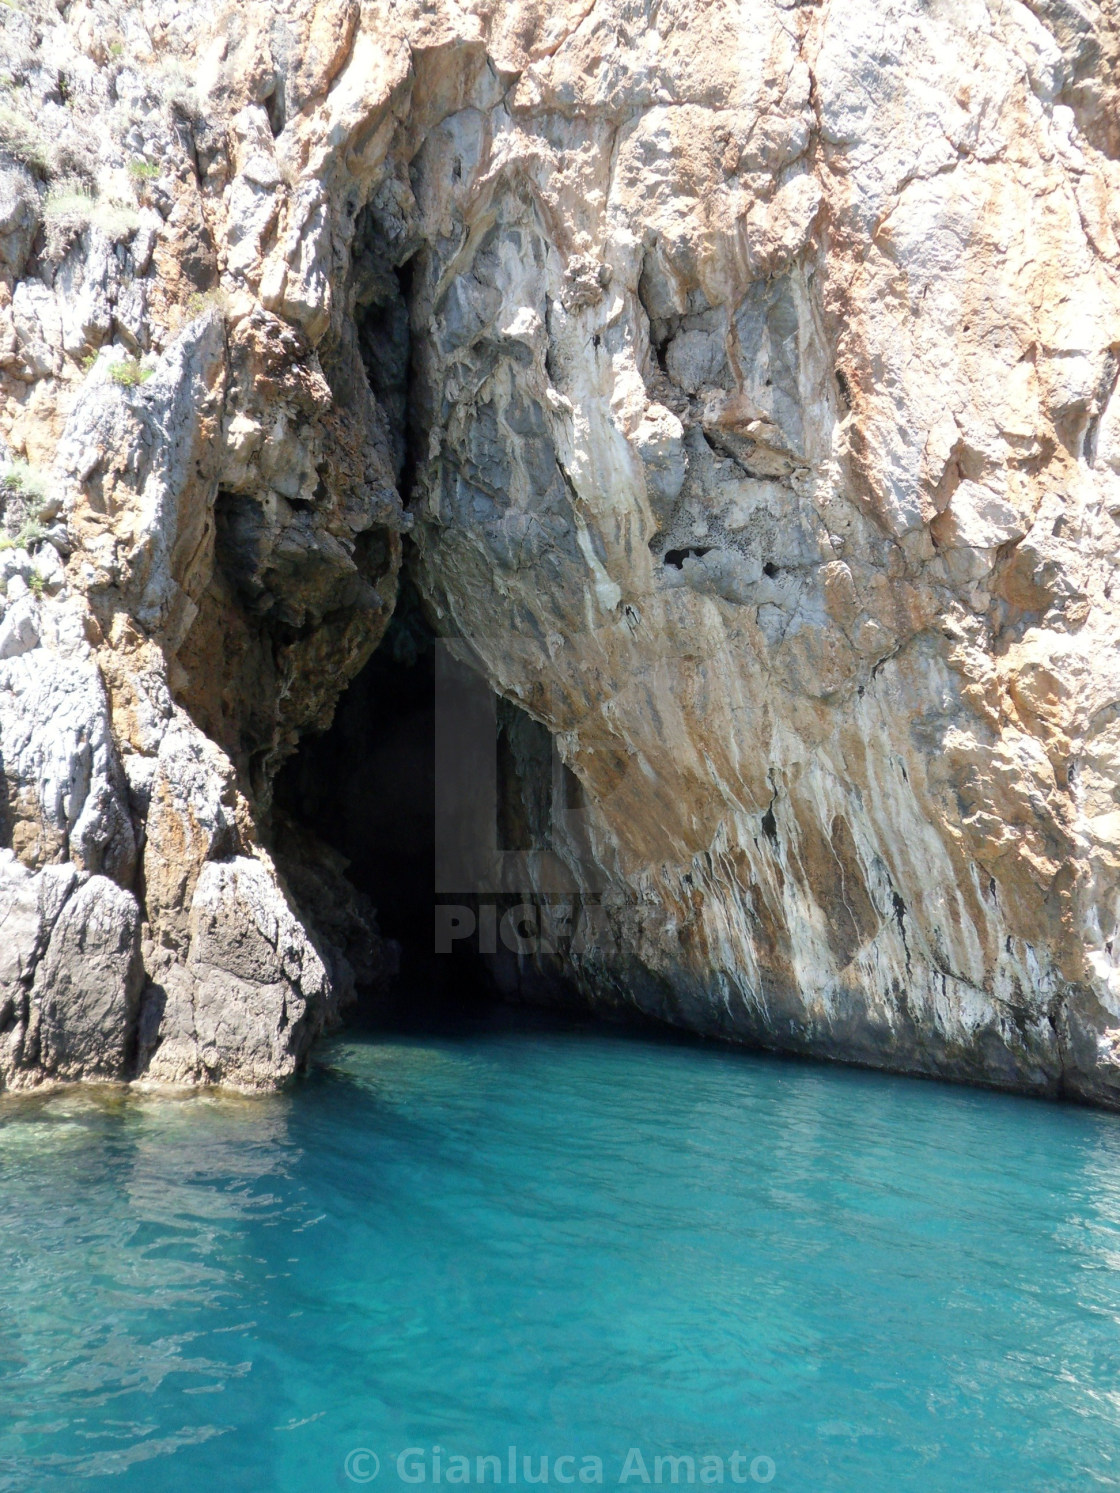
<box><xmin>1</xmin><ymin>0</ymin><xmax>1119</xmax><ymax>1100</ymax></box>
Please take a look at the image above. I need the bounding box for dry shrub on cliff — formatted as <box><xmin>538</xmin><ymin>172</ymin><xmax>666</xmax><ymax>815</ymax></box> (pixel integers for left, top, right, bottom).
<box><xmin>185</xmin><ymin>286</ymin><xmax>229</xmax><ymax>322</ymax></box>
<box><xmin>0</xmin><ymin>106</ymin><xmax>49</xmax><ymax>173</ymax></box>
<box><xmin>149</xmin><ymin>60</ymin><xmax>202</xmax><ymax>122</ymax></box>
<box><xmin>49</xmin><ymin>133</ymin><xmax>99</xmax><ymax>183</ymax></box>
<box><xmin>42</xmin><ymin>181</ymin><xmax>138</xmax><ymax>259</ymax></box>
<box><xmin>1</xmin><ymin>460</ymin><xmax>48</xmax><ymax>510</ymax></box>
<box><xmin>0</xmin><ymin>461</ymin><xmax>54</xmax><ymax>551</ymax></box>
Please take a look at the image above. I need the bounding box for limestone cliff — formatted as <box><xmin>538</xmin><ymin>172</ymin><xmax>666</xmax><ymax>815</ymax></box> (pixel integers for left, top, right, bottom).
<box><xmin>2</xmin><ymin>0</ymin><xmax>1120</xmax><ymax>1101</ymax></box>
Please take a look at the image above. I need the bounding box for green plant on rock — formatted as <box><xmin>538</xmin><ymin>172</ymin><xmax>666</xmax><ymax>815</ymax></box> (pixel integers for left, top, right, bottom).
<box><xmin>109</xmin><ymin>357</ymin><xmax>153</xmax><ymax>388</ymax></box>
<box><xmin>1</xmin><ymin>459</ymin><xmax>48</xmax><ymax>507</ymax></box>
<box><xmin>128</xmin><ymin>159</ymin><xmax>160</xmax><ymax>182</ymax></box>
<box><xmin>0</xmin><ymin>107</ymin><xmax>49</xmax><ymax>174</ymax></box>
<box><xmin>16</xmin><ymin>518</ymin><xmax>48</xmax><ymax>550</ymax></box>
<box><xmin>27</xmin><ymin>569</ymin><xmax>45</xmax><ymax>598</ymax></box>
<box><xmin>185</xmin><ymin>287</ymin><xmax>229</xmax><ymax>323</ymax></box>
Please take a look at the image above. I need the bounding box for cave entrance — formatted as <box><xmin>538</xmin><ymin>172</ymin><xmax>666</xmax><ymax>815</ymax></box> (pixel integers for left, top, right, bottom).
<box><xmin>271</xmin><ymin>217</ymin><xmax>577</xmax><ymax>1033</ymax></box>
<box><xmin>273</xmin><ymin>571</ymin><xmax>493</xmax><ymax>1029</ymax></box>
<box><xmin>270</xmin><ymin>218</ymin><xmax>497</xmax><ymax>1030</ymax></box>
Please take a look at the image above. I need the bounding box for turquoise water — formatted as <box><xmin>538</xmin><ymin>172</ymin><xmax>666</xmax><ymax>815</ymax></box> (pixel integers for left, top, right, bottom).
<box><xmin>3</xmin><ymin>1017</ymin><xmax>1120</xmax><ymax>1492</ymax></box>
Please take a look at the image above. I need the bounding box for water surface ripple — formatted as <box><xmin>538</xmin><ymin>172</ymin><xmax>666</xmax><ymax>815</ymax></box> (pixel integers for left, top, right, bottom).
<box><xmin>2</xmin><ymin>1019</ymin><xmax>1120</xmax><ymax>1491</ymax></box>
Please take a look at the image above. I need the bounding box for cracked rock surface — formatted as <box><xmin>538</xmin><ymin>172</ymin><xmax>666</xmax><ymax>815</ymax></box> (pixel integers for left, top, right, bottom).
<box><xmin>2</xmin><ymin>0</ymin><xmax>1120</xmax><ymax>1100</ymax></box>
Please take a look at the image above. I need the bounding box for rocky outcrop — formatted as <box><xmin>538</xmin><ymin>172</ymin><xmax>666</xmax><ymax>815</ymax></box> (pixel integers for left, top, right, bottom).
<box><xmin>0</xmin><ymin>0</ymin><xmax>404</xmax><ymax>1087</ymax></box>
<box><xmin>2</xmin><ymin>0</ymin><xmax>1120</xmax><ymax>1101</ymax></box>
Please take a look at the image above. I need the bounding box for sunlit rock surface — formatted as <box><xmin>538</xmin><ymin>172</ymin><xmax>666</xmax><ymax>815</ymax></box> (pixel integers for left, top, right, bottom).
<box><xmin>2</xmin><ymin>0</ymin><xmax>1120</xmax><ymax>1099</ymax></box>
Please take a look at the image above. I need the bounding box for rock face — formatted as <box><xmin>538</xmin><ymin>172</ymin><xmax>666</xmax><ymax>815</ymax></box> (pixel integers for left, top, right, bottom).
<box><xmin>2</xmin><ymin>0</ymin><xmax>1120</xmax><ymax>1100</ymax></box>
<box><xmin>0</xmin><ymin>0</ymin><xmax>405</xmax><ymax>1087</ymax></box>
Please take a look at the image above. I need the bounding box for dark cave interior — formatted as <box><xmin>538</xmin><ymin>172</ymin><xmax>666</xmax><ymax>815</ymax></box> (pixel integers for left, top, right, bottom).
<box><xmin>271</xmin><ymin>223</ymin><xmax>490</xmax><ymax>1028</ymax></box>
<box><xmin>273</xmin><ymin>574</ymin><xmax>495</xmax><ymax>1028</ymax></box>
